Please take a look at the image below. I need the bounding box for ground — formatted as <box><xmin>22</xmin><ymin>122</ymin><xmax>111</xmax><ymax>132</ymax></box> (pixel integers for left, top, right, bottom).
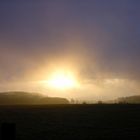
<box><xmin>0</xmin><ymin>104</ymin><xmax>140</xmax><ymax>139</ymax></box>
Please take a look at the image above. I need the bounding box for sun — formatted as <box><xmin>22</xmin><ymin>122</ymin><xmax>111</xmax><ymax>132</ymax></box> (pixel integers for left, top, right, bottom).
<box><xmin>44</xmin><ymin>71</ymin><xmax>78</xmax><ymax>90</ymax></box>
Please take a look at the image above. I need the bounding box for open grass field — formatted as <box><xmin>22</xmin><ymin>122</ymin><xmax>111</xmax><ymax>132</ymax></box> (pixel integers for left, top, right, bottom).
<box><xmin>0</xmin><ymin>104</ymin><xmax>140</xmax><ymax>139</ymax></box>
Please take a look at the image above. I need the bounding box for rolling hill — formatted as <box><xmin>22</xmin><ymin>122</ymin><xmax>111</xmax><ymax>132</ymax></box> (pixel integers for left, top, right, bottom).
<box><xmin>116</xmin><ymin>95</ymin><xmax>140</xmax><ymax>104</ymax></box>
<box><xmin>0</xmin><ymin>91</ymin><xmax>69</xmax><ymax>105</ymax></box>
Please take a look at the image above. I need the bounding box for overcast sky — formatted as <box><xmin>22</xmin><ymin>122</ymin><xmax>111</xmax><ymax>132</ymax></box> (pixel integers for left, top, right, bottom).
<box><xmin>0</xmin><ymin>0</ymin><xmax>140</xmax><ymax>101</ymax></box>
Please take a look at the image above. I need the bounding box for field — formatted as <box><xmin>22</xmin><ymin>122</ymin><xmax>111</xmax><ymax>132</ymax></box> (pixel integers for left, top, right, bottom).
<box><xmin>0</xmin><ymin>104</ymin><xmax>140</xmax><ymax>139</ymax></box>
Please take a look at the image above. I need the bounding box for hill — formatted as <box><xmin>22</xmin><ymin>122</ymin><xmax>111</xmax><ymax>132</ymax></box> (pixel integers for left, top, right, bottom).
<box><xmin>117</xmin><ymin>95</ymin><xmax>140</xmax><ymax>104</ymax></box>
<box><xmin>0</xmin><ymin>91</ymin><xmax>69</xmax><ymax>105</ymax></box>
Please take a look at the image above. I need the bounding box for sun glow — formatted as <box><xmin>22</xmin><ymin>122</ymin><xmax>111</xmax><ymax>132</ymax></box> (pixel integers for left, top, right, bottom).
<box><xmin>43</xmin><ymin>70</ymin><xmax>78</xmax><ymax>90</ymax></box>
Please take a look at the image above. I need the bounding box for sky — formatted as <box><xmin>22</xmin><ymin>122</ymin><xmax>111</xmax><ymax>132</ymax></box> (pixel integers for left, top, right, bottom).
<box><xmin>0</xmin><ymin>0</ymin><xmax>140</xmax><ymax>101</ymax></box>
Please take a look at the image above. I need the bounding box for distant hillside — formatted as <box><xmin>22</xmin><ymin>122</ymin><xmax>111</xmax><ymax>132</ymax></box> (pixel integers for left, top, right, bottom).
<box><xmin>0</xmin><ymin>91</ymin><xmax>69</xmax><ymax>105</ymax></box>
<box><xmin>117</xmin><ymin>95</ymin><xmax>140</xmax><ymax>104</ymax></box>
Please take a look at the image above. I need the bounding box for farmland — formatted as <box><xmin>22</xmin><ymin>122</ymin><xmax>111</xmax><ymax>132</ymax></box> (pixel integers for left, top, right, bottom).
<box><xmin>0</xmin><ymin>104</ymin><xmax>140</xmax><ymax>139</ymax></box>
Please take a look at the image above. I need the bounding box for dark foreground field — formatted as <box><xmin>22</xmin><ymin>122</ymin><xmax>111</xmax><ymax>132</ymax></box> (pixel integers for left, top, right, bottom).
<box><xmin>0</xmin><ymin>104</ymin><xmax>140</xmax><ymax>139</ymax></box>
